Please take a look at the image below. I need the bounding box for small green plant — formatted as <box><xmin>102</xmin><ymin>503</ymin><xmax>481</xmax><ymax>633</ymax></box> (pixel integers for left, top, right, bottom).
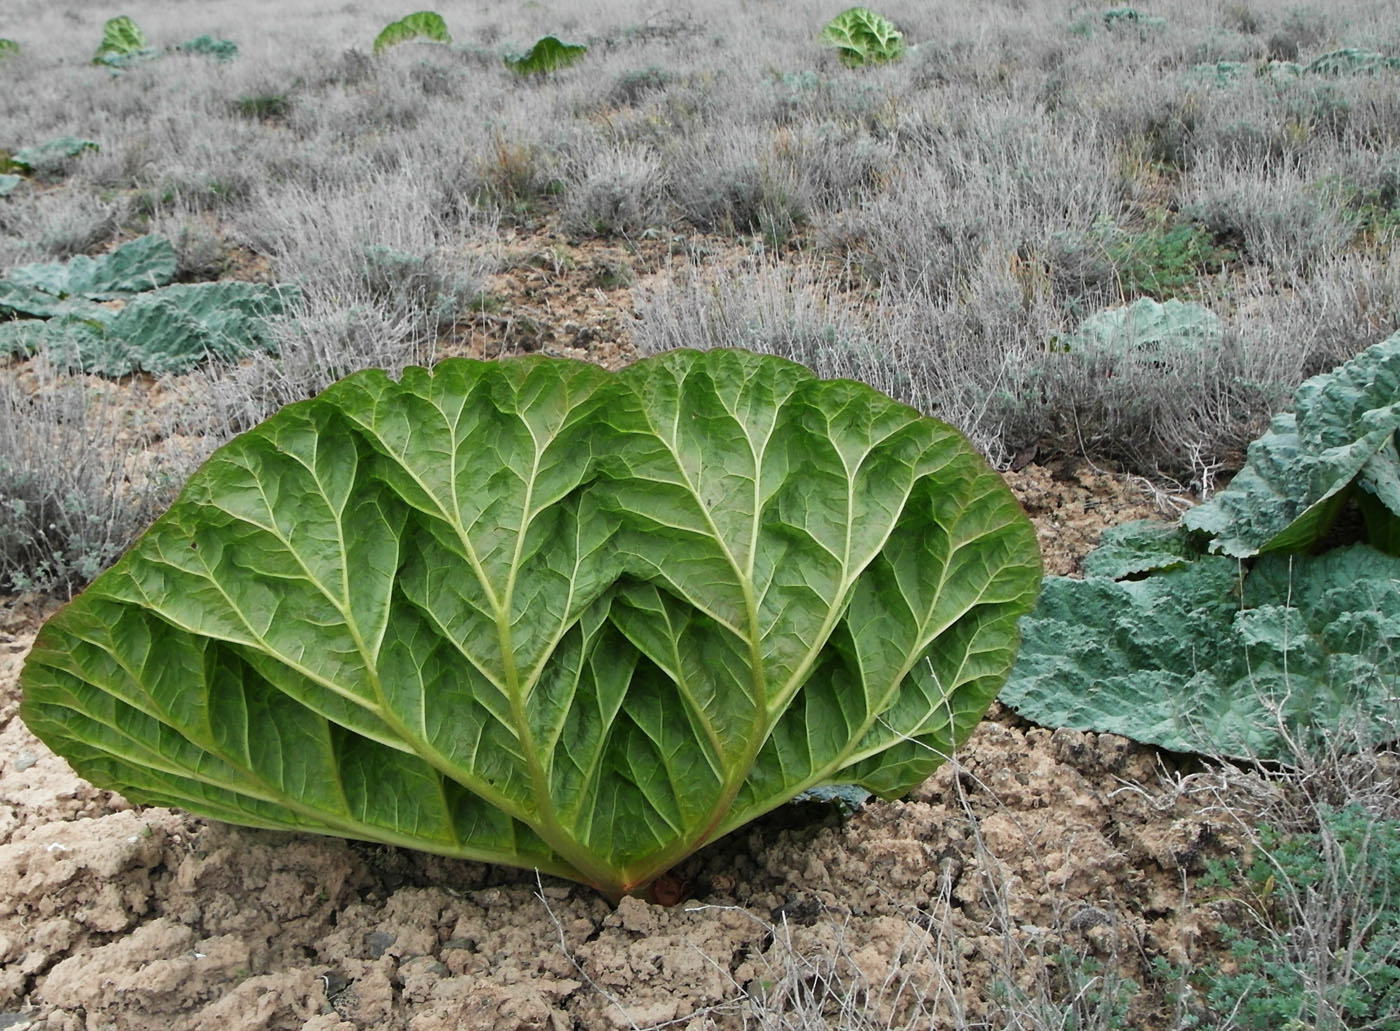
<box><xmin>176</xmin><ymin>35</ymin><xmax>238</xmax><ymax>61</ymax></box>
<box><xmin>818</xmin><ymin>8</ymin><xmax>905</xmax><ymax>67</ymax></box>
<box><xmin>233</xmin><ymin>92</ymin><xmax>291</xmax><ymax>121</ymax></box>
<box><xmin>20</xmin><ymin>349</ymin><xmax>1040</xmax><ymax>901</ymax></box>
<box><xmin>92</xmin><ymin>15</ymin><xmax>155</xmax><ymax>67</ymax></box>
<box><xmin>1103</xmin><ymin>221</ymin><xmax>1236</xmax><ymax>300</ymax></box>
<box><xmin>503</xmin><ymin>35</ymin><xmax>587</xmax><ymax>75</ymax></box>
<box><xmin>1199</xmin><ymin>806</ymin><xmax>1400</xmax><ymax>1029</ymax></box>
<box><xmin>0</xmin><ymin>38</ymin><xmax>19</xmax><ymax>59</ymax></box>
<box><xmin>372</xmin><ymin>11</ymin><xmax>451</xmax><ymax>55</ymax></box>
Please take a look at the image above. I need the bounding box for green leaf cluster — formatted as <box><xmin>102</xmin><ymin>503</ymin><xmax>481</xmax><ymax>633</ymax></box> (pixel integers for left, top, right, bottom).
<box><xmin>19</xmin><ymin>349</ymin><xmax>1041</xmax><ymax>899</ymax></box>
<box><xmin>373</xmin><ymin>11</ymin><xmax>451</xmax><ymax>55</ymax></box>
<box><xmin>0</xmin><ymin>38</ymin><xmax>19</xmax><ymax>59</ymax></box>
<box><xmin>503</xmin><ymin>35</ymin><xmax>587</xmax><ymax>75</ymax></box>
<box><xmin>818</xmin><ymin>8</ymin><xmax>905</xmax><ymax>67</ymax></box>
<box><xmin>1200</xmin><ymin>806</ymin><xmax>1400</xmax><ymax>1028</ymax></box>
<box><xmin>93</xmin><ymin>15</ymin><xmax>156</xmax><ymax>68</ymax></box>
<box><xmin>1004</xmin><ymin>334</ymin><xmax>1400</xmax><ymax>760</ymax></box>
<box><xmin>176</xmin><ymin>35</ymin><xmax>239</xmax><ymax>61</ymax></box>
<box><xmin>0</xmin><ymin>236</ymin><xmax>298</xmax><ymax>375</ymax></box>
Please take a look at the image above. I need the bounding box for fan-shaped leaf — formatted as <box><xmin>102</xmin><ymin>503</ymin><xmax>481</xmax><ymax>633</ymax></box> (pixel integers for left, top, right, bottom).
<box><xmin>373</xmin><ymin>11</ymin><xmax>451</xmax><ymax>55</ymax></box>
<box><xmin>503</xmin><ymin>35</ymin><xmax>587</xmax><ymax>75</ymax></box>
<box><xmin>21</xmin><ymin>350</ymin><xmax>1040</xmax><ymax>899</ymax></box>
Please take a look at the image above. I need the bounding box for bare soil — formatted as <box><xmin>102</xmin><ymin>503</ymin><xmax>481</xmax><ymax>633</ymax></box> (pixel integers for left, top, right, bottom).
<box><xmin>0</xmin><ymin>462</ymin><xmax>1247</xmax><ymax>1031</ymax></box>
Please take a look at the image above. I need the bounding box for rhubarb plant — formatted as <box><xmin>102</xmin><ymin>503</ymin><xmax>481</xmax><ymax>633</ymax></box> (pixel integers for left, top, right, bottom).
<box><xmin>20</xmin><ymin>349</ymin><xmax>1041</xmax><ymax>899</ymax></box>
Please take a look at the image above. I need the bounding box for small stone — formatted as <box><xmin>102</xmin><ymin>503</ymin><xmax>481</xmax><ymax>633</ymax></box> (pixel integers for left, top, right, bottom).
<box><xmin>12</xmin><ymin>752</ymin><xmax>37</xmax><ymax>772</ymax></box>
<box><xmin>366</xmin><ymin>930</ymin><xmax>396</xmax><ymax>958</ymax></box>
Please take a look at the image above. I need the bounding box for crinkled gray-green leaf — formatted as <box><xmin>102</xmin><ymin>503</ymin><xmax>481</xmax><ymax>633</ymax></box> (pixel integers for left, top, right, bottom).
<box><xmin>1184</xmin><ymin>331</ymin><xmax>1400</xmax><ymax>556</ymax></box>
<box><xmin>1063</xmin><ymin>298</ymin><xmax>1223</xmax><ymax>357</ymax></box>
<box><xmin>0</xmin><ymin>235</ymin><xmax>175</xmax><ymax>317</ymax></box>
<box><xmin>503</xmin><ymin>35</ymin><xmax>587</xmax><ymax>75</ymax></box>
<box><xmin>7</xmin><ymin>137</ymin><xmax>100</xmax><ymax>175</ymax></box>
<box><xmin>1305</xmin><ymin>48</ymin><xmax>1400</xmax><ymax>76</ymax></box>
<box><xmin>818</xmin><ymin>8</ymin><xmax>905</xmax><ymax>67</ymax></box>
<box><xmin>373</xmin><ymin>11</ymin><xmax>451</xmax><ymax>55</ymax></box>
<box><xmin>40</xmin><ymin>282</ymin><xmax>298</xmax><ymax>376</ymax></box>
<box><xmin>1003</xmin><ymin>545</ymin><xmax>1400</xmax><ymax>761</ymax></box>
<box><xmin>176</xmin><ymin>35</ymin><xmax>238</xmax><ymax>61</ymax></box>
<box><xmin>1081</xmin><ymin>519</ymin><xmax>1203</xmax><ymax>579</ymax></box>
<box><xmin>20</xmin><ymin>349</ymin><xmax>1040</xmax><ymax>900</ymax></box>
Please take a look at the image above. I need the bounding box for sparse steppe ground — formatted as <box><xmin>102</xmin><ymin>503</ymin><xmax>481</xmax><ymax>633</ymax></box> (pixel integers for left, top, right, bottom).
<box><xmin>1</xmin><ymin>0</ymin><xmax>1398</xmax><ymax>1027</ymax></box>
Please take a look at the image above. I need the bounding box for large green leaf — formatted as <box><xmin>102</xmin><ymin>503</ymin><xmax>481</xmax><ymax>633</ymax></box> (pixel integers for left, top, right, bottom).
<box><xmin>502</xmin><ymin>35</ymin><xmax>587</xmax><ymax>75</ymax></box>
<box><xmin>1184</xmin><ymin>332</ymin><xmax>1400</xmax><ymax>556</ymax></box>
<box><xmin>21</xmin><ymin>350</ymin><xmax>1040</xmax><ymax>899</ymax></box>
<box><xmin>0</xmin><ymin>235</ymin><xmax>175</xmax><ymax>317</ymax></box>
<box><xmin>1003</xmin><ymin>545</ymin><xmax>1400</xmax><ymax>761</ymax></box>
<box><xmin>373</xmin><ymin>11</ymin><xmax>451</xmax><ymax>55</ymax></box>
<box><xmin>818</xmin><ymin>8</ymin><xmax>905</xmax><ymax>68</ymax></box>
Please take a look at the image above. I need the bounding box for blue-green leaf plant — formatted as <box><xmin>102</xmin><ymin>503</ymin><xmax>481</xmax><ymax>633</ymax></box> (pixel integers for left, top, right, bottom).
<box><xmin>175</xmin><ymin>35</ymin><xmax>238</xmax><ymax>61</ymax></box>
<box><xmin>372</xmin><ymin>11</ymin><xmax>451</xmax><ymax>55</ymax></box>
<box><xmin>5</xmin><ymin>137</ymin><xmax>100</xmax><ymax>176</ymax></box>
<box><xmin>1004</xmin><ymin>332</ymin><xmax>1400</xmax><ymax>761</ymax></box>
<box><xmin>818</xmin><ymin>7</ymin><xmax>905</xmax><ymax>67</ymax></box>
<box><xmin>1183</xmin><ymin>331</ymin><xmax>1400</xmax><ymax>557</ymax></box>
<box><xmin>20</xmin><ymin>349</ymin><xmax>1042</xmax><ymax>900</ymax></box>
<box><xmin>503</xmin><ymin>35</ymin><xmax>587</xmax><ymax>75</ymax></box>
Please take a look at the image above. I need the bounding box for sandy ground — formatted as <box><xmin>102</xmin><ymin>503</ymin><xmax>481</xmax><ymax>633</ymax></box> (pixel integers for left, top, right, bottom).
<box><xmin>0</xmin><ymin>459</ymin><xmax>1254</xmax><ymax>1031</ymax></box>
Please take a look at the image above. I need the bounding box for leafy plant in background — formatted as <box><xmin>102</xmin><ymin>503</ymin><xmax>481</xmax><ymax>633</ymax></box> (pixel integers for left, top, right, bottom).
<box><xmin>19</xmin><ymin>349</ymin><xmax>1041</xmax><ymax>900</ymax></box>
<box><xmin>176</xmin><ymin>35</ymin><xmax>239</xmax><ymax>62</ymax></box>
<box><xmin>0</xmin><ymin>38</ymin><xmax>19</xmax><ymax>59</ymax></box>
<box><xmin>1305</xmin><ymin>47</ymin><xmax>1400</xmax><ymax>76</ymax></box>
<box><xmin>1183</xmin><ymin>332</ymin><xmax>1400</xmax><ymax>557</ymax></box>
<box><xmin>1059</xmin><ymin>297</ymin><xmax>1223</xmax><ymax>358</ymax></box>
<box><xmin>818</xmin><ymin>8</ymin><xmax>905</xmax><ymax>68</ymax></box>
<box><xmin>373</xmin><ymin>11</ymin><xmax>451</xmax><ymax>55</ymax></box>
<box><xmin>1003</xmin><ymin>332</ymin><xmax>1400</xmax><ymax>760</ymax></box>
<box><xmin>503</xmin><ymin>35</ymin><xmax>588</xmax><ymax>75</ymax></box>
<box><xmin>0</xmin><ymin>234</ymin><xmax>175</xmax><ymax>317</ymax></box>
<box><xmin>3</xmin><ymin>137</ymin><xmax>100</xmax><ymax>177</ymax></box>
<box><xmin>1100</xmin><ymin>222</ymin><xmax>1236</xmax><ymax>300</ymax></box>
<box><xmin>1198</xmin><ymin>806</ymin><xmax>1400</xmax><ymax>1028</ymax></box>
<box><xmin>92</xmin><ymin>15</ymin><xmax>156</xmax><ymax>68</ymax></box>
<box><xmin>0</xmin><ymin>235</ymin><xmax>299</xmax><ymax>375</ymax></box>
